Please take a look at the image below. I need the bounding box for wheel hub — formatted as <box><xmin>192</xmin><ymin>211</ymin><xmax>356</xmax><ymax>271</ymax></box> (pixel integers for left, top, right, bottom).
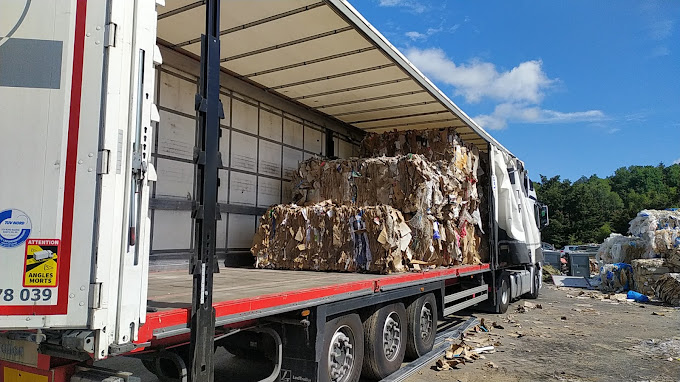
<box><xmin>501</xmin><ymin>283</ymin><xmax>509</xmax><ymax>305</ymax></box>
<box><xmin>419</xmin><ymin>303</ymin><xmax>433</xmax><ymax>340</ymax></box>
<box><xmin>383</xmin><ymin>312</ymin><xmax>401</xmax><ymax>361</ymax></box>
<box><xmin>328</xmin><ymin>326</ymin><xmax>354</xmax><ymax>382</ymax></box>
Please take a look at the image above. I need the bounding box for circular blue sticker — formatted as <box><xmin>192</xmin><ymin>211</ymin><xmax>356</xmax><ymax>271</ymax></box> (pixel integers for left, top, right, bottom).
<box><xmin>0</xmin><ymin>209</ymin><xmax>32</xmax><ymax>248</ymax></box>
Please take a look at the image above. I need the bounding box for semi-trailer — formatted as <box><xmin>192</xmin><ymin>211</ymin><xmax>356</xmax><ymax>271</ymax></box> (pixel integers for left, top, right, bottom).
<box><xmin>0</xmin><ymin>1</ymin><xmax>548</xmax><ymax>381</ymax></box>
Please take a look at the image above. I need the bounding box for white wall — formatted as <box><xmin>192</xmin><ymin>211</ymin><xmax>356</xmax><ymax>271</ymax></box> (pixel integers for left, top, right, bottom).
<box><xmin>149</xmin><ymin>49</ymin><xmax>360</xmax><ymax>270</ymax></box>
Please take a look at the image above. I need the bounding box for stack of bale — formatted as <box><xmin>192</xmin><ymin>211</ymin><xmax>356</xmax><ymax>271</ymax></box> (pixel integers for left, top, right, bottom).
<box><xmin>599</xmin><ymin>263</ymin><xmax>634</xmax><ymax>293</ymax></box>
<box><xmin>597</xmin><ymin>234</ymin><xmax>646</xmax><ymax>264</ymax></box>
<box><xmin>252</xmin><ymin>128</ymin><xmax>485</xmax><ymax>274</ymax></box>
<box><xmin>597</xmin><ymin>209</ymin><xmax>680</xmax><ymax>297</ymax></box>
<box><xmin>629</xmin><ymin>210</ymin><xmax>680</xmax><ymax>261</ymax></box>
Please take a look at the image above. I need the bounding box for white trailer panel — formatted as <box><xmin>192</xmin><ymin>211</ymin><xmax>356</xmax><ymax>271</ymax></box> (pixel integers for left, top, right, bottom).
<box><xmin>0</xmin><ymin>0</ymin><xmax>106</xmax><ymax>330</ymax></box>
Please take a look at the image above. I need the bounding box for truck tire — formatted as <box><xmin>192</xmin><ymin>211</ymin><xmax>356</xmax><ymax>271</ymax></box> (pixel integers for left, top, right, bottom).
<box><xmin>362</xmin><ymin>303</ymin><xmax>407</xmax><ymax>380</ymax></box>
<box><xmin>405</xmin><ymin>293</ymin><xmax>437</xmax><ymax>359</ymax></box>
<box><xmin>320</xmin><ymin>314</ymin><xmax>364</xmax><ymax>382</ymax></box>
<box><xmin>525</xmin><ymin>267</ymin><xmax>540</xmax><ymax>299</ymax></box>
<box><xmin>496</xmin><ymin>274</ymin><xmax>510</xmax><ymax>314</ymax></box>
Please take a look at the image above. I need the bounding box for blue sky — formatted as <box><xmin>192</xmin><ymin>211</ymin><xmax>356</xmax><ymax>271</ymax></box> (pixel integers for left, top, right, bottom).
<box><xmin>351</xmin><ymin>0</ymin><xmax>680</xmax><ymax>182</ymax></box>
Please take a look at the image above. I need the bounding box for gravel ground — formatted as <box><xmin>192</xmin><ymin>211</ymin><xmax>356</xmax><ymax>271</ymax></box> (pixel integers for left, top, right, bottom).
<box><xmin>97</xmin><ymin>284</ymin><xmax>680</xmax><ymax>382</ymax></box>
<box><xmin>407</xmin><ymin>285</ymin><xmax>680</xmax><ymax>382</ymax></box>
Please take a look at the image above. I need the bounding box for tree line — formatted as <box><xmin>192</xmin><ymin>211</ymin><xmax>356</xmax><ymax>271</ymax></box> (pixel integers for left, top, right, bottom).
<box><xmin>535</xmin><ymin>164</ymin><xmax>680</xmax><ymax>248</ymax></box>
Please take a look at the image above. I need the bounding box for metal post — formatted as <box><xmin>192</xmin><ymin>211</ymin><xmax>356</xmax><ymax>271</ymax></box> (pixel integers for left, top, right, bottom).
<box><xmin>190</xmin><ymin>1</ymin><xmax>222</xmax><ymax>382</ymax></box>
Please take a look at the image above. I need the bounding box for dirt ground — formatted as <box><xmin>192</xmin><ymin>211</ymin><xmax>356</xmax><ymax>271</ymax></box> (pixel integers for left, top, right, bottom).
<box><xmin>98</xmin><ymin>285</ymin><xmax>680</xmax><ymax>382</ymax></box>
<box><xmin>407</xmin><ymin>285</ymin><xmax>680</xmax><ymax>382</ymax></box>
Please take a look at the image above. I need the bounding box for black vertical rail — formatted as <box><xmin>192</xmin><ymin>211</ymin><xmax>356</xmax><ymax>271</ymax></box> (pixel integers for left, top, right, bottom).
<box><xmin>190</xmin><ymin>1</ymin><xmax>222</xmax><ymax>382</ymax></box>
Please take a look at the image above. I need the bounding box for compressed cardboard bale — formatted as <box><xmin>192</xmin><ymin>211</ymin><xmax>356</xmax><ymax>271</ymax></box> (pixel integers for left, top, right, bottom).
<box><xmin>632</xmin><ymin>258</ymin><xmax>676</xmax><ymax>296</ymax></box>
<box><xmin>257</xmin><ymin>128</ymin><xmax>487</xmax><ymax>274</ymax></box>
<box><xmin>655</xmin><ymin>273</ymin><xmax>680</xmax><ymax>306</ymax></box>
<box><xmin>360</xmin><ymin>128</ymin><xmax>475</xmax><ymax>164</ymax></box>
<box><xmin>252</xmin><ymin>202</ymin><xmax>483</xmax><ymax>274</ymax></box>
<box><xmin>406</xmin><ymin>216</ymin><xmax>483</xmax><ymax>266</ymax></box>
<box><xmin>668</xmin><ymin>250</ymin><xmax>680</xmax><ymax>269</ymax></box>
<box><xmin>291</xmin><ymin>154</ymin><xmax>479</xmax><ymax>220</ymax></box>
<box><xmin>252</xmin><ymin>202</ymin><xmax>415</xmax><ymax>274</ymax></box>
<box><xmin>289</xmin><ymin>153</ymin><xmax>486</xmax><ymax>267</ymax></box>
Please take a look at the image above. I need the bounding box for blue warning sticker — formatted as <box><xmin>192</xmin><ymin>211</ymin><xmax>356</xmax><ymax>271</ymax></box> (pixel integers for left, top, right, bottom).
<box><xmin>0</xmin><ymin>209</ymin><xmax>32</xmax><ymax>248</ymax></box>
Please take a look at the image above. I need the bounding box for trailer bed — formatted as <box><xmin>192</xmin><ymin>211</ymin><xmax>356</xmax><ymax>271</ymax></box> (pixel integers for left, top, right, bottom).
<box><xmin>137</xmin><ymin>264</ymin><xmax>490</xmax><ymax>345</ymax></box>
<box><xmin>147</xmin><ymin>268</ymin><xmax>379</xmax><ymax>311</ymax></box>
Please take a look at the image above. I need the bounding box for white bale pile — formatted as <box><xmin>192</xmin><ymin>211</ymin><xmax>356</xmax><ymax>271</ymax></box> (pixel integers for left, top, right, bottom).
<box><xmin>598</xmin><ymin>209</ymin><xmax>680</xmax><ymax>298</ymax></box>
<box><xmin>597</xmin><ymin>233</ymin><xmax>645</xmax><ymax>264</ymax></box>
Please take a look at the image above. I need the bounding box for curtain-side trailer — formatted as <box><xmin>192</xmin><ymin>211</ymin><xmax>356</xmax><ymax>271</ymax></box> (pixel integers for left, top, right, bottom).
<box><xmin>0</xmin><ymin>1</ymin><xmax>548</xmax><ymax>381</ymax></box>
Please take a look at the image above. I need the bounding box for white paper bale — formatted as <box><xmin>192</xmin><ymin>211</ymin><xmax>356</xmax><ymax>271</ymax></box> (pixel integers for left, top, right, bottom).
<box><xmin>629</xmin><ymin>209</ymin><xmax>680</xmax><ymax>236</ymax></box>
<box><xmin>597</xmin><ymin>233</ymin><xmax>646</xmax><ymax>264</ymax></box>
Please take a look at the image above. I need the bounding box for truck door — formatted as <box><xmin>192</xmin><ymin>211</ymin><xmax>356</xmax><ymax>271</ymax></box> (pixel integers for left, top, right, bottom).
<box><xmin>489</xmin><ymin>146</ymin><xmax>530</xmax><ymax>265</ymax></box>
<box><xmin>0</xmin><ymin>0</ymin><xmax>106</xmax><ymax>329</ymax></box>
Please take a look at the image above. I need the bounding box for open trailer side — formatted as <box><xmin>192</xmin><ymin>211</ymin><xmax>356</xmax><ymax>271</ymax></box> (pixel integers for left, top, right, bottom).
<box><xmin>1</xmin><ymin>1</ymin><xmax>546</xmax><ymax>381</ymax></box>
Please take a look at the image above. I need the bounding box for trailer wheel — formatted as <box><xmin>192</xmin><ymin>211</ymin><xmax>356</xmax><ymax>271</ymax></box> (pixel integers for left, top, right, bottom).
<box><xmin>405</xmin><ymin>293</ymin><xmax>437</xmax><ymax>359</ymax></box>
<box><xmin>362</xmin><ymin>303</ymin><xmax>407</xmax><ymax>380</ymax></box>
<box><xmin>320</xmin><ymin>314</ymin><xmax>364</xmax><ymax>382</ymax></box>
<box><xmin>496</xmin><ymin>274</ymin><xmax>510</xmax><ymax>314</ymax></box>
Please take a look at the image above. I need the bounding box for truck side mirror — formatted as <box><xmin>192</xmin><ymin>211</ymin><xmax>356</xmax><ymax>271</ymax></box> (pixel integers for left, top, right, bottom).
<box><xmin>539</xmin><ymin>204</ymin><xmax>549</xmax><ymax>230</ymax></box>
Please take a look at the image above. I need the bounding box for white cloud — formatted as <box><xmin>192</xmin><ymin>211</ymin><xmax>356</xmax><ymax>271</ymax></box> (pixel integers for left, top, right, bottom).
<box><xmin>404</xmin><ymin>47</ymin><xmax>606</xmax><ymax>131</ymax></box>
<box><xmin>405</xmin><ymin>31</ymin><xmax>426</xmax><ymax>40</ymax></box>
<box><xmin>651</xmin><ymin>46</ymin><xmax>670</xmax><ymax>57</ymax></box>
<box><xmin>473</xmin><ymin>103</ymin><xmax>606</xmax><ymax>130</ymax></box>
<box><xmin>674</xmin><ymin>158</ymin><xmax>680</xmax><ymax>165</ymax></box>
<box><xmin>405</xmin><ymin>25</ymin><xmax>448</xmax><ymax>41</ymax></box>
<box><xmin>426</xmin><ymin>26</ymin><xmax>443</xmax><ymax>35</ymax></box>
<box><xmin>378</xmin><ymin>0</ymin><xmax>426</xmax><ymax>13</ymax></box>
<box><xmin>649</xmin><ymin>20</ymin><xmax>674</xmax><ymax>40</ymax></box>
<box><xmin>405</xmin><ymin>47</ymin><xmax>555</xmax><ymax>104</ymax></box>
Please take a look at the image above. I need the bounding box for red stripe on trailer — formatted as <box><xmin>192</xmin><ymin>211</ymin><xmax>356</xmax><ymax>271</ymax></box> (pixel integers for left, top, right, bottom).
<box><xmin>4</xmin><ymin>0</ymin><xmax>87</xmax><ymax>316</ymax></box>
<box><xmin>211</xmin><ymin>279</ymin><xmax>377</xmax><ymax>316</ymax></box>
<box><xmin>137</xmin><ymin>308</ymin><xmax>192</xmax><ymax>344</ymax></box>
<box><xmin>137</xmin><ymin>279</ymin><xmax>376</xmax><ymax>344</ymax></box>
<box><xmin>136</xmin><ymin>264</ymin><xmax>489</xmax><ymax>345</ymax></box>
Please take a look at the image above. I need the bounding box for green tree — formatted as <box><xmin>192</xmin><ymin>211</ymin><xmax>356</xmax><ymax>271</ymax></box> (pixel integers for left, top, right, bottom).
<box><xmin>534</xmin><ymin>163</ymin><xmax>679</xmax><ymax>248</ymax></box>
